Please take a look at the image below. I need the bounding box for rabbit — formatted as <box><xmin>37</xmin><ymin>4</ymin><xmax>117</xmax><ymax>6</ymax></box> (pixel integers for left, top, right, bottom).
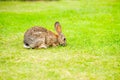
<box><xmin>23</xmin><ymin>22</ymin><xmax>66</xmax><ymax>49</ymax></box>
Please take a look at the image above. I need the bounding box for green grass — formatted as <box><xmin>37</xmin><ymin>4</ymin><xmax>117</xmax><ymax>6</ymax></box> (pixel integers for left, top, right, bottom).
<box><xmin>0</xmin><ymin>0</ymin><xmax>120</xmax><ymax>80</ymax></box>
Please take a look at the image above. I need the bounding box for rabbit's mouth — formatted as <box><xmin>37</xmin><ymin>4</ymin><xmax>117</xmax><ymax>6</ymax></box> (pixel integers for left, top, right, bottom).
<box><xmin>60</xmin><ymin>44</ymin><xmax>66</xmax><ymax>46</ymax></box>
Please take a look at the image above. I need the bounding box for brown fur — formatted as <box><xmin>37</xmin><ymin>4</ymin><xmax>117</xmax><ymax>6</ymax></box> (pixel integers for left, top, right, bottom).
<box><xmin>24</xmin><ymin>22</ymin><xmax>66</xmax><ymax>49</ymax></box>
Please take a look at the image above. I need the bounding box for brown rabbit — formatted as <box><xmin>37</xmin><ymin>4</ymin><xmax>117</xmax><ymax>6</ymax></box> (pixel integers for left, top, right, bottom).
<box><xmin>23</xmin><ymin>22</ymin><xmax>66</xmax><ymax>49</ymax></box>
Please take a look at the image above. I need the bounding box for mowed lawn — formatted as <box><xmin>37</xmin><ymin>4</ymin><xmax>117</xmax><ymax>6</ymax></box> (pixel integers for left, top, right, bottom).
<box><xmin>0</xmin><ymin>0</ymin><xmax>120</xmax><ymax>80</ymax></box>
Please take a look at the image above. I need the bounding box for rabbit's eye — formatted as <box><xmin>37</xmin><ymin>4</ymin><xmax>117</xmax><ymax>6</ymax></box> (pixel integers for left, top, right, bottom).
<box><xmin>63</xmin><ymin>38</ymin><xmax>66</xmax><ymax>41</ymax></box>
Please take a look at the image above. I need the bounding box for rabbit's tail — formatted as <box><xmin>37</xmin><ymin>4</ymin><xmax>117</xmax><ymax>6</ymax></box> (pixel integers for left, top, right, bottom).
<box><xmin>23</xmin><ymin>40</ymin><xmax>30</xmax><ymax>48</ymax></box>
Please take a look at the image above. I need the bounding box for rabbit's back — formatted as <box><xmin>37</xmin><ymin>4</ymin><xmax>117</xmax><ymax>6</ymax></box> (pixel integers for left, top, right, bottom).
<box><xmin>25</xmin><ymin>26</ymin><xmax>47</xmax><ymax>35</ymax></box>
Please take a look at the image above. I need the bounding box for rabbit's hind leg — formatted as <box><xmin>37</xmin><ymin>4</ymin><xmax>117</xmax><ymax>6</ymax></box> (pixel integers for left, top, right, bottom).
<box><xmin>37</xmin><ymin>37</ymin><xmax>47</xmax><ymax>49</ymax></box>
<box><xmin>38</xmin><ymin>43</ymin><xmax>47</xmax><ymax>49</ymax></box>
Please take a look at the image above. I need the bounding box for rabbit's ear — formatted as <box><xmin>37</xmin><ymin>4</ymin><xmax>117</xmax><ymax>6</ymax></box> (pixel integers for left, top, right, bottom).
<box><xmin>54</xmin><ymin>22</ymin><xmax>62</xmax><ymax>34</ymax></box>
